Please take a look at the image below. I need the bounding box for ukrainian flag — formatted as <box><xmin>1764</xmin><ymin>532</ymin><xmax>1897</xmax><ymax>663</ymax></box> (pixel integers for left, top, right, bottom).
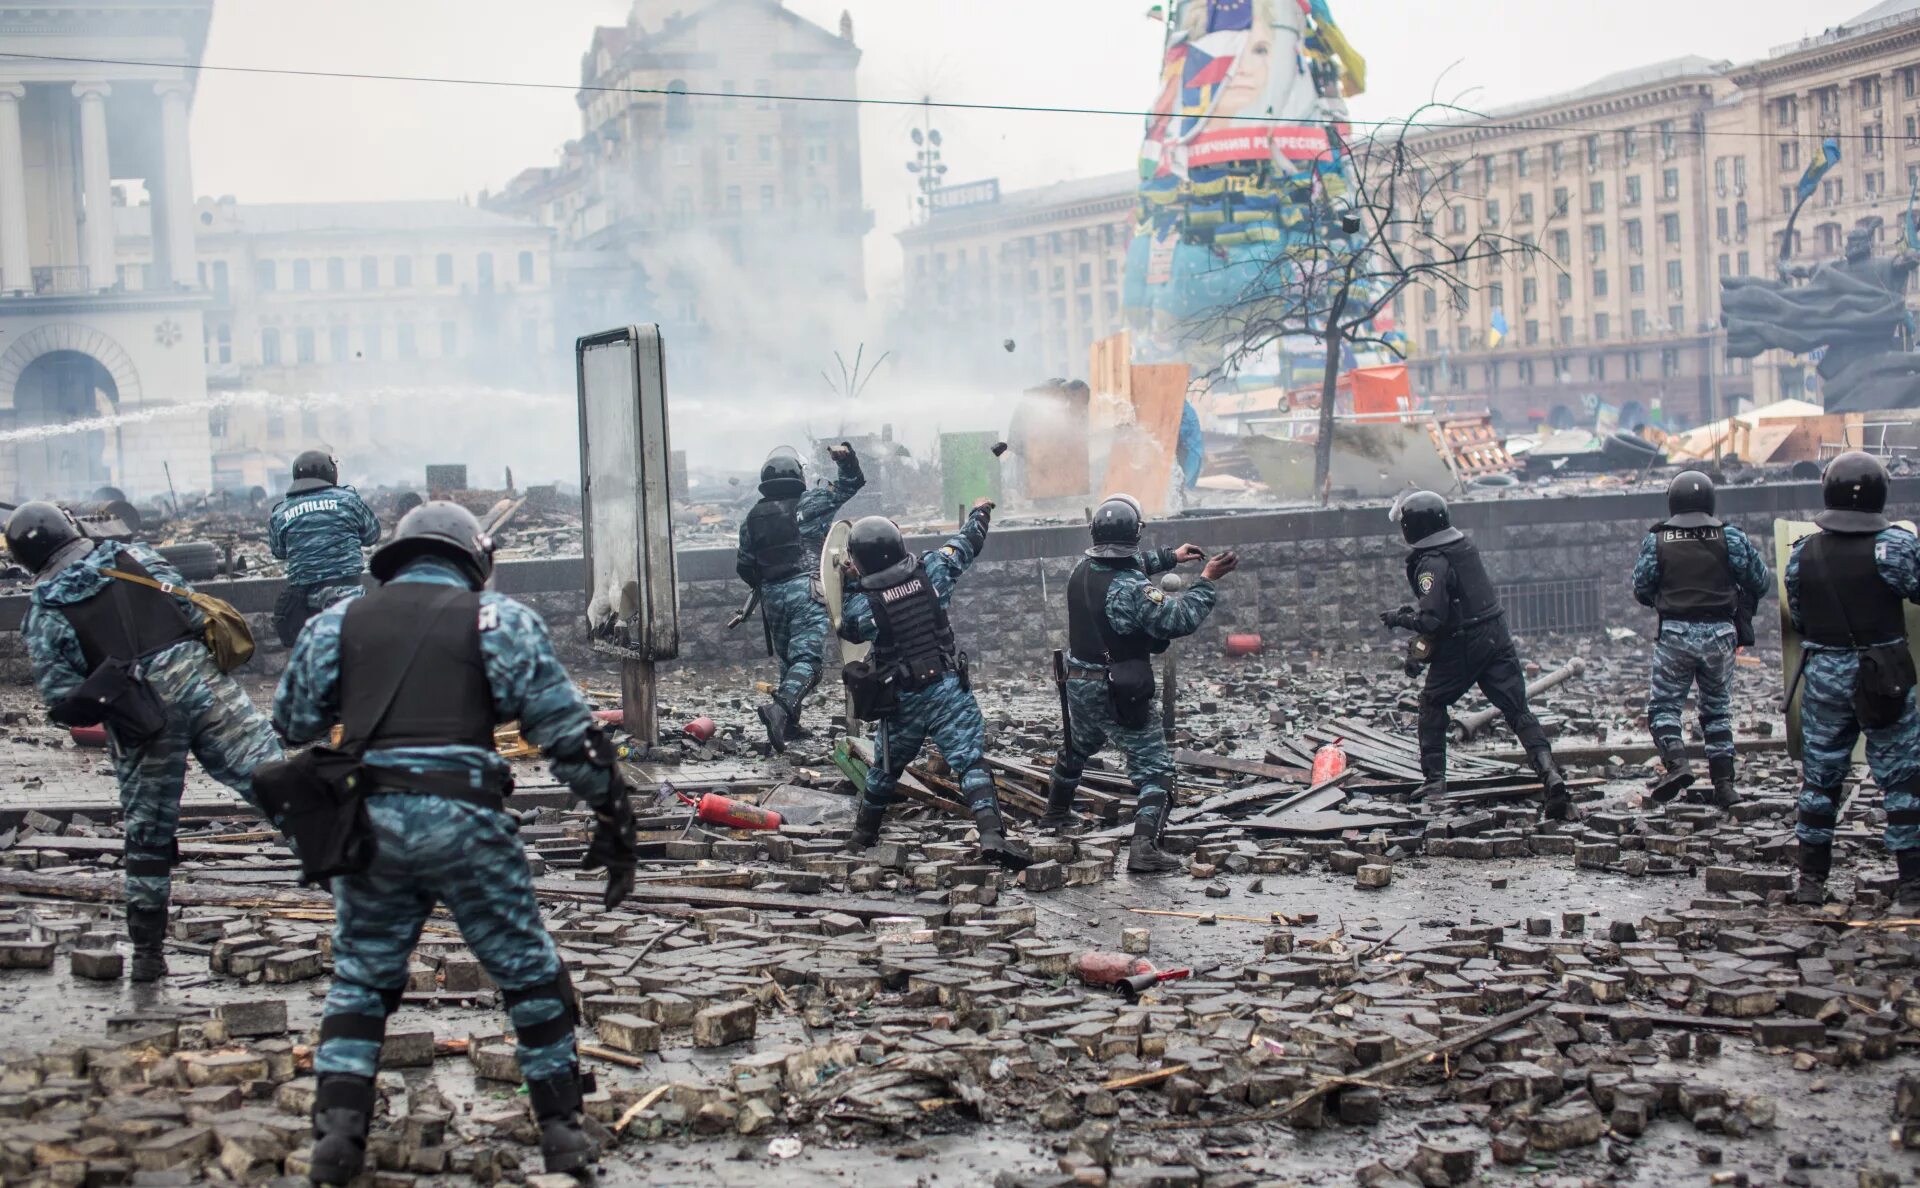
<box><xmin>1487</xmin><ymin>309</ymin><xmax>1508</xmax><ymax>349</ymax></box>
<box><xmin>1796</xmin><ymin>138</ymin><xmax>1841</xmax><ymax>204</ymax></box>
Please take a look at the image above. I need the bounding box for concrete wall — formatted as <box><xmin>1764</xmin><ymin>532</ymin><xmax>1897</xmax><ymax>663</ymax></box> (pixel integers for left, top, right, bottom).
<box><xmin>0</xmin><ymin>478</ymin><xmax>1898</xmax><ymax>689</ymax></box>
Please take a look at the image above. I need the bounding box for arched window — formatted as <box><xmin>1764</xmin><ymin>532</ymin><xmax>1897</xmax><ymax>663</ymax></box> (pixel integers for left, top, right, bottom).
<box><xmin>666</xmin><ymin>79</ymin><xmax>691</xmax><ymax>133</ymax></box>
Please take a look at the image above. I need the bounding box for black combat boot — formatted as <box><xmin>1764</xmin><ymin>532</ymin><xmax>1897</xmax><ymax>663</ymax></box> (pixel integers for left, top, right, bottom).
<box><xmin>1789</xmin><ymin>843</ymin><xmax>1832</xmax><ymax>907</ymax></box>
<box><xmin>972</xmin><ymin>804</ymin><xmax>1033</xmax><ymax>871</ymax></box>
<box><xmin>1647</xmin><ymin>740</ymin><xmax>1695</xmax><ymax>804</ymax></box>
<box><xmin>1039</xmin><ymin>775</ymin><xmax>1079</xmax><ymax>834</ymax></box>
<box><xmin>1413</xmin><ymin>756</ymin><xmax>1446</xmax><ymax>802</ymax></box>
<box><xmin>847</xmin><ymin>804</ymin><xmax>885</xmax><ymax>851</ymax></box>
<box><xmin>526</xmin><ymin>1068</ymin><xmax>596</xmax><ymax>1175</ymax></box>
<box><xmin>1531</xmin><ymin>749</ymin><xmax>1572</xmax><ymax>821</ymax></box>
<box><xmin>756</xmin><ymin>701</ymin><xmax>791</xmax><ymax>754</ymax></box>
<box><xmin>1706</xmin><ymin>755</ymin><xmax>1739</xmax><ymax>810</ymax></box>
<box><xmin>1896</xmin><ymin>849</ymin><xmax>1920</xmax><ymax>913</ymax></box>
<box><xmin>126</xmin><ymin>907</ymin><xmax>169</xmax><ymax>983</ymax></box>
<box><xmin>1126</xmin><ymin>789</ymin><xmax>1182</xmax><ymax>875</ymax></box>
<box><xmin>309</xmin><ymin>1073</ymin><xmax>376</xmax><ymax>1186</ymax></box>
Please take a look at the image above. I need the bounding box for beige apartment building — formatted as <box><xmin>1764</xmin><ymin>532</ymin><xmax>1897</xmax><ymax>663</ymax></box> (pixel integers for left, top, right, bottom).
<box><xmin>894</xmin><ymin>172</ymin><xmax>1135</xmax><ymax>384</ymax></box>
<box><xmin>1397</xmin><ymin>1</ymin><xmax>1920</xmax><ymax>430</ymax></box>
<box><xmin>487</xmin><ymin>0</ymin><xmax>869</xmax><ymax>393</ymax></box>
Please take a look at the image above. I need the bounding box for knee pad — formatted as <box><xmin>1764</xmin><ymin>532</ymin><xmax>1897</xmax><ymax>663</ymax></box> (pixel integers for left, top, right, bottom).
<box><xmin>505</xmin><ymin>966</ymin><xmax>580</xmax><ymax>1048</ymax></box>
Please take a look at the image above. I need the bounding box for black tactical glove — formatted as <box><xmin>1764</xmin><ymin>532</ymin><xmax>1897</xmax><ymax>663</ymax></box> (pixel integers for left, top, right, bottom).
<box><xmin>1379</xmin><ymin>606</ymin><xmax>1416</xmax><ymax>630</ymax></box>
<box><xmin>1403</xmin><ymin>655</ymin><xmax>1425</xmax><ymax>678</ymax></box>
<box><xmin>581</xmin><ymin>772</ymin><xmax>637</xmax><ymax>911</ymax></box>
<box><xmin>830</xmin><ymin>441</ymin><xmax>864</xmax><ymax>483</ymax></box>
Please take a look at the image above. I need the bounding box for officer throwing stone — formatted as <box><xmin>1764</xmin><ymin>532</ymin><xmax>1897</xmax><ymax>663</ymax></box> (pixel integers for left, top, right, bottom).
<box><xmin>1379</xmin><ymin>491</ymin><xmax>1572</xmax><ymax>818</ymax></box>
<box><xmin>736</xmin><ymin>443</ymin><xmax>864</xmax><ymax>751</ymax></box>
<box><xmin>838</xmin><ymin>500</ymin><xmax>1032</xmax><ymax>869</ymax></box>
<box><xmin>1784</xmin><ymin>452</ymin><xmax>1920</xmax><ymax>908</ymax></box>
<box><xmin>1043</xmin><ymin>496</ymin><xmax>1234</xmax><ymax>873</ymax></box>
<box><xmin>273</xmin><ymin>503</ymin><xmax>635</xmax><ymax>1184</ymax></box>
<box><xmin>269</xmin><ymin>450</ymin><xmax>381</xmax><ymax>647</ymax></box>
<box><xmin>8</xmin><ymin>502</ymin><xmax>283</xmax><ymax>981</ymax></box>
<box><xmin>1631</xmin><ymin>471</ymin><xmax>1772</xmax><ymax>807</ymax></box>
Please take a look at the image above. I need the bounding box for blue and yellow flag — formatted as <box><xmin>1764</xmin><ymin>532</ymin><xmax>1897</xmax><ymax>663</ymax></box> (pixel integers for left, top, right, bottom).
<box><xmin>1796</xmin><ymin>137</ymin><xmax>1841</xmax><ymax>204</ymax></box>
<box><xmin>1487</xmin><ymin>309</ymin><xmax>1508</xmax><ymax>349</ymax></box>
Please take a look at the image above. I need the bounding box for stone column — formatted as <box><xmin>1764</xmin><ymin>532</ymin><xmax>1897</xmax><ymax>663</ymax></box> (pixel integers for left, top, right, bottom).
<box><xmin>0</xmin><ymin>85</ymin><xmax>30</xmax><ymax>293</ymax></box>
<box><xmin>154</xmin><ymin>82</ymin><xmax>195</xmax><ymax>289</ymax></box>
<box><xmin>73</xmin><ymin>82</ymin><xmax>113</xmax><ymax>291</ymax></box>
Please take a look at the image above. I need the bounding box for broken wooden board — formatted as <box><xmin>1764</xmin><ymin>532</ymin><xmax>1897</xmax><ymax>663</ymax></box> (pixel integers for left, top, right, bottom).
<box><xmin>1174</xmin><ymin>750</ymin><xmax>1310</xmax><ymax>784</ymax></box>
<box><xmin>1238</xmin><ymin>811</ymin><xmax>1423</xmax><ymax>836</ymax></box>
<box><xmin>533</xmin><ymin>878</ymin><xmax>948</xmax><ymax>925</ymax></box>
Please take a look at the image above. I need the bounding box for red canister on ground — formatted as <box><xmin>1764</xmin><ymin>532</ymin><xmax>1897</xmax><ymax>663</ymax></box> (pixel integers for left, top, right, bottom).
<box><xmin>693</xmin><ymin>793</ymin><xmax>782</xmax><ymax>831</ymax></box>
<box><xmin>683</xmin><ymin>717</ymin><xmax>717</xmax><ymax>742</ymax></box>
<box><xmin>1072</xmin><ymin>951</ymin><xmax>1156</xmax><ymax>987</ymax></box>
<box><xmin>1311</xmin><ymin>739</ymin><xmax>1348</xmax><ymax>784</ymax></box>
<box><xmin>1225</xmin><ymin>633</ymin><xmax>1264</xmax><ymax>657</ymax></box>
<box><xmin>69</xmin><ymin>724</ymin><xmax>108</xmax><ymax>748</ymax></box>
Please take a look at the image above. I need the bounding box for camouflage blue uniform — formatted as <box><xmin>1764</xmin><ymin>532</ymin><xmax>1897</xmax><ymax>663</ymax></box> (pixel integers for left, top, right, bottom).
<box><xmin>1050</xmin><ymin>550</ymin><xmax>1219</xmax><ymax>837</ymax></box>
<box><xmin>740</xmin><ymin>457</ymin><xmax>864</xmax><ymax>723</ymax></box>
<box><xmin>274</xmin><ymin>556</ymin><xmax>616</xmax><ymax>1082</ymax></box>
<box><xmin>269</xmin><ymin>485</ymin><xmax>381</xmax><ymax>610</ymax></box>
<box><xmin>21</xmin><ymin>541</ymin><xmax>283</xmax><ymax>913</ymax></box>
<box><xmin>841</xmin><ymin>514</ymin><xmax>992</xmax><ymax>818</ymax></box>
<box><xmin>1631</xmin><ymin>524</ymin><xmax>1772</xmax><ymax>761</ymax></box>
<box><xmin>1786</xmin><ymin>527</ymin><xmax>1920</xmax><ymax>851</ymax></box>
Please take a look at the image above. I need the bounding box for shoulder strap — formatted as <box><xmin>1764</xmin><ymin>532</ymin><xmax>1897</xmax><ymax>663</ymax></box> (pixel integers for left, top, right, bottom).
<box><xmin>101</xmin><ymin>567</ymin><xmax>180</xmax><ymax>597</ymax></box>
<box><xmin>339</xmin><ymin>587</ymin><xmax>470</xmax><ymax>756</ymax></box>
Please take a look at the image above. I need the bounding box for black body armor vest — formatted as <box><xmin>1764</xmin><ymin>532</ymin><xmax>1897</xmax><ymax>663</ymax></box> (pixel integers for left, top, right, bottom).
<box><xmin>867</xmin><ymin>562</ymin><xmax>956</xmax><ymax>692</ymax></box>
<box><xmin>1067</xmin><ymin>558</ymin><xmax>1167</xmax><ymax>663</ymax></box>
<box><xmin>339</xmin><ymin>583</ymin><xmax>495</xmax><ymax>751</ymax></box>
<box><xmin>1797</xmin><ymin>531</ymin><xmax>1908</xmax><ymax>647</ymax></box>
<box><xmin>1652</xmin><ymin>519</ymin><xmax>1736</xmax><ymax>621</ymax></box>
<box><xmin>741</xmin><ymin>498</ymin><xmax>807</xmax><ymax>586</ymax></box>
<box><xmin>58</xmin><ymin>555</ymin><xmax>200</xmax><ymax>671</ymax></box>
<box><xmin>1405</xmin><ymin>538</ymin><xmax>1503</xmax><ymax>633</ymax></box>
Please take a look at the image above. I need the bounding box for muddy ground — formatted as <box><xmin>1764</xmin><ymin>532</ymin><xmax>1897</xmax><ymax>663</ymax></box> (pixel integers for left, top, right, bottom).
<box><xmin>0</xmin><ymin>632</ymin><xmax>1915</xmax><ymax>1186</ymax></box>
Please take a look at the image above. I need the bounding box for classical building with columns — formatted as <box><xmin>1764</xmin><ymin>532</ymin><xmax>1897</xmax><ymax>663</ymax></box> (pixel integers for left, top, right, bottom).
<box><xmin>0</xmin><ymin>1</ymin><xmax>213</xmax><ymax>501</ymax></box>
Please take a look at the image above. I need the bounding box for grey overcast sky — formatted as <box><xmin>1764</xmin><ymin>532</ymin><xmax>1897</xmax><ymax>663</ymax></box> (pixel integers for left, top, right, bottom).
<box><xmin>189</xmin><ymin>0</ymin><xmax>1838</xmax><ymax>289</ymax></box>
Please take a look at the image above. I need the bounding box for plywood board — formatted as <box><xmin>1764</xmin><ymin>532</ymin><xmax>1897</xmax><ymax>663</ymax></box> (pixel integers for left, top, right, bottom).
<box><xmin>1101</xmin><ymin>363</ymin><xmax>1189</xmax><ymax>516</ymax></box>
<box><xmin>1009</xmin><ymin>383</ymin><xmax>1091</xmax><ymax>501</ymax></box>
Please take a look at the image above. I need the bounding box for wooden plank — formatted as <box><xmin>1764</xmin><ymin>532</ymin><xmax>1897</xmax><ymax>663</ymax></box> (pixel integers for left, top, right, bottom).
<box><xmin>1174</xmin><ymin>750</ymin><xmax>1309</xmax><ymax>784</ymax></box>
<box><xmin>1238</xmin><ymin>811</ymin><xmax>1420</xmax><ymax>836</ymax></box>
<box><xmin>1183</xmin><ymin>770</ymin><xmax>1354</xmax><ymax>822</ymax></box>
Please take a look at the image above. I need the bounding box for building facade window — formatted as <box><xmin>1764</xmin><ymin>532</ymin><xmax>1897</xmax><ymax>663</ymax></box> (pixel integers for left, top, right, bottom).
<box><xmin>261</xmin><ymin>328</ymin><xmax>281</xmax><ymax>364</ymax></box>
<box><xmin>296</xmin><ymin>327</ymin><xmax>315</xmax><ymax>363</ymax></box>
<box><xmin>293</xmin><ymin>260</ymin><xmax>311</xmax><ymax>291</ymax></box>
<box><xmin>435</xmin><ymin>254</ymin><xmax>454</xmax><ymax>286</ymax></box>
<box><xmin>360</xmin><ymin>256</ymin><xmax>378</xmax><ymax>288</ymax></box>
<box><xmin>256</xmin><ymin>261</ymin><xmax>276</xmax><ymax>291</ymax></box>
<box><xmin>395</xmin><ymin>256</ymin><xmax>413</xmax><ymax>287</ymax></box>
<box><xmin>330</xmin><ymin>324</ymin><xmax>350</xmax><ymax>361</ymax></box>
<box><xmin>326</xmin><ymin>258</ymin><xmax>345</xmax><ymax>290</ymax></box>
<box><xmin>518</xmin><ymin>251</ymin><xmax>535</xmax><ymax>283</ymax></box>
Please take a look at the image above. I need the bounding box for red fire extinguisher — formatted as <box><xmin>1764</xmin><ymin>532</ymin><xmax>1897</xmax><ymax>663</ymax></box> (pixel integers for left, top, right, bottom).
<box><xmin>670</xmin><ymin>783</ymin><xmax>782</xmax><ymax>831</ymax></box>
<box><xmin>1311</xmin><ymin>739</ymin><xmax>1348</xmax><ymax>784</ymax></box>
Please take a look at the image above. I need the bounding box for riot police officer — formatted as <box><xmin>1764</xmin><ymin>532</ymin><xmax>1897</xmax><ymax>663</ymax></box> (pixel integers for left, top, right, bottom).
<box><xmin>9</xmin><ymin>502</ymin><xmax>283</xmax><ymax>981</ymax></box>
<box><xmin>837</xmin><ymin>502</ymin><xmax>1032</xmax><ymax>869</ymax></box>
<box><xmin>1631</xmin><ymin>471</ymin><xmax>1772</xmax><ymax>807</ymax></box>
<box><xmin>269</xmin><ymin>450</ymin><xmax>381</xmax><ymax>646</ymax></box>
<box><xmin>736</xmin><ymin>443</ymin><xmax>864</xmax><ymax>750</ymax></box>
<box><xmin>1379</xmin><ymin>491</ymin><xmax>1571</xmax><ymax>818</ymax></box>
<box><xmin>1043</xmin><ymin>496</ymin><xmax>1235</xmax><ymax>873</ymax></box>
<box><xmin>272</xmin><ymin>503</ymin><xmax>635</xmax><ymax>1184</ymax></box>
<box><xmin>1784</xmin><ymin>452</ymin><xmax>1920</xmax><ymax>908</ymax></box>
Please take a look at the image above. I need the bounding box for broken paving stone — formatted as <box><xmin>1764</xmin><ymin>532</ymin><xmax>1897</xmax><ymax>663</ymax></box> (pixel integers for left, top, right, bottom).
<box><xmin>1528</xmin><ymin>1101</ymin><xmax>1606</xmax><ymax>1151</ymax></box>
<box><xmin>69</xmin><ymin>948</ymin><xmax>121</xmax><ymax>980</ymax></box>
<box><xmin>692</xmin><ymin>1001</ymin><xmax>757</xmax><ymax>1048</ymax></box>
<box><xmin>1355</xmin><ymin>864</ymin><xmax>1392</xmax><ymax>890</ymax></box>
<box><xmin>596</xmin><ymin>1014</ymin><xmax>662</xmax><ymax>1054</ymax></box>
<box><xmin>212</xmin><ymin>1000</ymin><xmax>287</xmax><ymax>1039</ymax></box>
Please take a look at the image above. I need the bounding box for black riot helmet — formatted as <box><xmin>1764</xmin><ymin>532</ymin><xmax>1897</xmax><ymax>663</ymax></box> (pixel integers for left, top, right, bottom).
<box><xmin>758</xmin><ymin>447</ymin><xmax>806</xmax><ymax>499</ymax></box>
<box><xmin>290</xmin><ymin>449</ymin><xmax>338</xmax><ymax>494</ymax></box>
<box><xmin>848</xmin><ymin>516</ymin><xmax>912</xmax><ymax>588</ymax></box>
<box><xmin>1817</xmin><ymin>450</ymin><xmax>1892</xmax><ymax>533</ymax></box>
<box><xmin>4</xmin><ymin>502</ymin><xmax>83</xmax><ymax>574</ymax></box>
<box><xmin>1666</xmin><ymin>470</ymin><xmax>1717</xmax><ymax>526</ymax></box>
<box><xmin>1087</xmin><ymin>495</ymin><xmax>1144</xmax><ymax>559</ymax></box>
<box><xmin>369</xmin><ymin>501</ymin><xmax>493</xmax><ymax>588</ymax></box>
<box><xmin>1393</xmin><ymin>490</ymin><xmax>1462</xmax><ymax>548</ymax></box>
